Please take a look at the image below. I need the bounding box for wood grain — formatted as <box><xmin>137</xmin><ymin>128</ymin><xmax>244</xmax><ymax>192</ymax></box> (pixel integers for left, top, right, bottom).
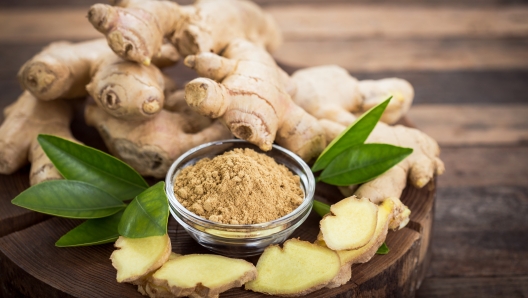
<box><xmin>417</xmin><ymin>276</ymin><xmax>528</xmax><ymax>298</ymax></box>
<box><xmin>408</xmin><ymin>105</ymin><xmax>528</xmax><ymax>146</ymax></box>
<box><xmin>3</xmin><ymin>5</ymin><xmax>528</xmax><ymax>42</ymax></box>
<box><xmin>0</xmin><ymin>170</ymin><xmax>49</xmax><ymax>237</ymax></box>
<box><xmin>438</xmin><ymin>146</ymin><xmax>528</xmax><ymax>188</ymax></box>
<box><xmin>429</xmin><ymin>186</ymin><xmax>528</xmax><ymax>277</ymax></box>
<box><xmin>2</xmin><ymin>0</ymin><xmax>528</xmax><ymax>8</ymax></box>
<box><xmin>268</xmin><ymin>5</ymin><xmax>528</xmax><ymax>40</ymax></box>
<box><xmin>1</xmin><ymin>6</ymin><xmax>528</xmax><ymax>72</ymax></box>
<box><xmin>274</xmin><ymin>38</ymin><xmax>528</xmax><ymax>72</ymax></box>
<box><xmin>0</xmin><ymin>182</ymin><xmax>434</xmax><ymax>298</ymax></box>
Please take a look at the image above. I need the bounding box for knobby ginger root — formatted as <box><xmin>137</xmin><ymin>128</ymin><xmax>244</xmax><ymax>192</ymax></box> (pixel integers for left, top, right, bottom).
<box><xmin>18</xmin><ymin>39</ymin><xmax>177</xmax><ymax>120</ymax></box>
<box><xmin>320</xmin><ymin>120</ymin><xmax>444</xmax><ymax>229</ymax></box>
<box><xmin>0</xmin><ymin>91</ymin><xmax>78</xmax><ymax>185</ymax></box>
<box><xmin>88</xmin><ymin>0</ymin><xmax>282</xmax><ymax>64</ymax></box>
<box><xmin>111</xmin><ymin>235</ymin><xmax>172</xmax><ymax>284</ymax></box>
<box><xmin>184</xmin><ymin>38</ymin><xmax>326</xmax><ymax>161</ymax></box>
<box><xmin>246</xmin><ymin>239</ymin><xmax>341</xmax><ymax>297</ymax></box>
<box><xmin>85</xmin><ymin>103</ymin><xmax>232</xmax><ymax>178</ymax></box>
<box><xmin>290</xmin><ymin>65</ymin><xmax>414</xmax><ymax>125</ymax></box>
<box><xmin>150</xmin><ymin>254</ymin><xmax>257</xmax><ymax>298</ymax></box>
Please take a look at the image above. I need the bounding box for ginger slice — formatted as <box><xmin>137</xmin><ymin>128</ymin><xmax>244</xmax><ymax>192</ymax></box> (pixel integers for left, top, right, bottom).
<box><xmin>150</xmin><ymin>254</ymin><xmax>256</xmax><ymax>298</ymax></box>
<box><xmin>111</xmin><ymin>235</ymin><xmax>171</xmax><ymax>284</ymax></box>
<box><xmin>137</xmin><ymin>252</ymin><xmax>180</xmax><ymax>297</ymax></box>
<box><xmin>245</xmin><ymin>239</ymin><xmax>340</xmax><ymax>297</ymax></box>
<box><xmin>320</xmin><ymin>196</ymin><xmax>378</xmax><ymax>251</ymax></box>
<box><xmin>337</xmin><ymin>199</ymin><xmax>395</xmax><ymax>265</ymax></box>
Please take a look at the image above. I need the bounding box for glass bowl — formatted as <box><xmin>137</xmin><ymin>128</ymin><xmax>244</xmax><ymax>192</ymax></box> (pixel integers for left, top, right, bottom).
<box><xmin>165</xmin><ymin>139</ymin><xmax>315</xmax><ymax>257</ymax></box>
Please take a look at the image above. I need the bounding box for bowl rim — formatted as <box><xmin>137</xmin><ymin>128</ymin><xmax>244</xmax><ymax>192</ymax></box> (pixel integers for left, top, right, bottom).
<box><xmin>165</xmin><ymin>139</ymin><xmax>316</xmax><ymax>231</ymax></box>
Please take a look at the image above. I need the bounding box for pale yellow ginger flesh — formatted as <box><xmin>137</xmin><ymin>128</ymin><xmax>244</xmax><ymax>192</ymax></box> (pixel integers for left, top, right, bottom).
<box><xmin>111</xmin><ymin>235</ymin><xmax>171</xmax><ymax>284</ymax></box>
<box><xmin>88</xmin><ymin>0</ymin><xmax>281</xmax><ymax>64</ymax></box>
<box><xmin>184</xmin><ymin>38</ymin><xmax>326</xmax><ymax>161</ymax></box>
<box><xmin>319</xmin><ymin>120</ymin><xmax>444</xmax><ymax>229</ymax></box>
<box><xmin>290</xmin><ymin>65</ymin><xmax>414</xmax><ymax>125</ymax></box>
<box><xmin>320</xmin><ymin>196</ymin><xmax>378</xmax><ymax>251</ymax></box>
<box><xmin>0</xmin><ymin>91</ymin><xmax>78</xmax><ymax>185</ymax></box>
<box><xmin>151</xmin><ymin>254</ymin><xmax>257</xmax><ymax>298</ymax></box>
<box><xmin>337</xmin><ymin>199</ymin><xmax>395</xmax><ymax>265</ymax></box>
<box><xmin>314</xmin><ymin>199</ymin><xmax>395</xmax><ymax>289</ymax></box>
<box><xmin>137</xmin><ymin>252</ymin><xmax>180</xmax><ymax>297</ymax></box>
<box><xmin>18</xmin><ymin>39</ymin><xmax>176</xmax><ymax>121</ymax></box>
<box><xmin>245</xmin><ymin>239</ymin><xmax>340</xmax><ymax>296</ymax></box>
<box><xmin>85</xmin><ymin>103</ymin><xmax>232</xmax><ymax>178</ymax></box>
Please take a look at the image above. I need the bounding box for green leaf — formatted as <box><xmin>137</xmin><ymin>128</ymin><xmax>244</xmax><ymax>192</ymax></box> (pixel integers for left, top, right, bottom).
<box><xmin>312</xmin><ymin>97</ymin><xmax>392</xmax><ymax>172</ymax></box>
<box><xmin>38</xmin><ymin>134</ymin><xmax>148</xmax><ymax>201</ymax></box>
<box><xmin>118</xmin><ymin>182</ymin><xmax>169</xmax><ymax>238</ymax></box>
<box><xmin>313</xmin><ymin>200</ymin><xmax>331</xmax><ymax>217</ymax></box>
<box><xmin>55</xmin><ymin>210</ymin><xmax>123</xmax><ymax>247</ymax></box>
<box><xmin>12</xmin><ymin>180</ymin><xmax>125</xmax><ymax>219</ymax></box>
<box><xmin>319</xmin><ymin>143</ymin><xmax>413</xmax><ymax>186</ymax></box>
<box><xmin>376</xmin><ymin>243</ymin><xmax>390</xmax><ymax>255</ymax></box>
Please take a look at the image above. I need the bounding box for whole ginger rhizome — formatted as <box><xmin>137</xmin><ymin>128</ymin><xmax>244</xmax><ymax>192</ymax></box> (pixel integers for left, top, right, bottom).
<box><xmin>174</xmin><ymin>148</ymin><xmax>304</xmax><ymax>225</ymax></box>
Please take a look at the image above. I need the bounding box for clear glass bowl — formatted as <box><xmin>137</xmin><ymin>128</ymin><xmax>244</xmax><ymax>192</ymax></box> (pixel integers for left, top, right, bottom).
<box><xmin>165</xmin><ymin>139</ymin><xmax>315</xmax><ymax>257</ymax></box>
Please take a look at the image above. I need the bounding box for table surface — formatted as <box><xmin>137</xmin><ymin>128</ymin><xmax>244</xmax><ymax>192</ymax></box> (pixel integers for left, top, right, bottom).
<box><xmin>1</xmin><ymin>0</ymin><xmax>527</xmax><ymax>297</ymax></box>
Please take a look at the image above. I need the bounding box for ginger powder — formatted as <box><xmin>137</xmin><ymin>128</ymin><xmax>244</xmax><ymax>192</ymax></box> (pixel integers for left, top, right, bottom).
<box><xmin>173</xmin><ymin>148</ymin><xmax>304</xmax><ymax>225</ymax></box>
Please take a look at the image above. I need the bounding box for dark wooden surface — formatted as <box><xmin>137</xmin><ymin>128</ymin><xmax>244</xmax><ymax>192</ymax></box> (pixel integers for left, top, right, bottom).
<box><xmin>0</xmin><ymin>181</ymin><xmax>433</xmax><ymax>297</ymax></box>
<box><xmin>1</xmin><ymin>0</ymin><xmax>527</xmax><ymax>297</ymax></box>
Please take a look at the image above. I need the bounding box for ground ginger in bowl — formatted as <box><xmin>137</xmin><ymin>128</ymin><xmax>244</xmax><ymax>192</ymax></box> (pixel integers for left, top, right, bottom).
<box><xmin>173</xmin><ymin>148</ymin><xmax>304</xmax><ymax>225</ymax></box>
<box><xmin>165</xmin><ymin>139</ymin><xmax>315</xmax><ymax>257</ymax></box>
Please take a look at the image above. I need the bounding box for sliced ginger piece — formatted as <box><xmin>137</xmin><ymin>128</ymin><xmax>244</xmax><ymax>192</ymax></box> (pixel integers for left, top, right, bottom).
<box><xmin>320</xmin><ymin>196</ymin><xmax>378</xmax><ymax>251</ymax></box>
<box><xmin>314</xmin><ymin>199</ymin><xmax>395</xmax><ymax>289</ymax></box>
<box><xmin>245</xmin><ymin>238</ymin><xmax>340</xmax><ymax>296</ymax></box>
<box><xmin>138</xmin><ymin>252</ymin><xmax>181</xmax><ymax>297</ymax></box>
<box><xmin>337</xmin><ymin>199</ymin><xmax>395</xmax><ymax>265</ymax></box>
<box><xmin>111</xmin><ymin>234</ymin><xmax>171</xmax><ymax>284</ymax></box>
<box><xmin>151</xmin><ymin>254</ymin><xmax>256</xmax><ymax>298</ymax></box>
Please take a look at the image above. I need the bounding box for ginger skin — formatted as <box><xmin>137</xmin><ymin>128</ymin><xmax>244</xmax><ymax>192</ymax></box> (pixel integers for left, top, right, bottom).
<box><xmin>88</xmin><ymin>0</ymin><xmax>282</xmax><ymax>64</ymax></box>
<box><xmin>320</xmin><ymin>120</ymin><xmax>444</xmax><ymax>229</ymax></box>
<box><xmin>0</xmin><ymin>92</ymin><xmax>78</xmax><ymax>185</ymax></box>
<box><xmin>18</xmin><ymin>39</ymin><xmax>177</xmax><ymax>121</ymax></box>
<box><xmin>85</xmin><ymin>102</ymin><xmax>232</xmax><ymax>178</ymax></box>
<box><xmin>290</xmin><ymin>65</ymin><xmax>414</xmax><ymax>125</ymax></box>
<box><xmin>184</xmin><ymin>38</ymin><xmax>326</xmax><ymax>161</ymax></box>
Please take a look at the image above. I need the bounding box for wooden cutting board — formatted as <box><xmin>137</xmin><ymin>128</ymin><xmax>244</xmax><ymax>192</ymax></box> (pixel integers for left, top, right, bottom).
<box><xmin>0</xmin><ymin>171</ymin><xmax>435</xmax><ymax>298</ymax></box>
<box><xmin>0</xmin><ymin>63</ymin><xmax>435</xmax><ymax>297</ymax></box>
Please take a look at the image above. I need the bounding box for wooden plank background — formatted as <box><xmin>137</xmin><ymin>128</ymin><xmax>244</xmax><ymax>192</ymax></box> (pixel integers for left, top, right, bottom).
<box><xmin>0</xmin><ymin>0</ymin><xmax>527</xmax><ymax>297</ymax></box>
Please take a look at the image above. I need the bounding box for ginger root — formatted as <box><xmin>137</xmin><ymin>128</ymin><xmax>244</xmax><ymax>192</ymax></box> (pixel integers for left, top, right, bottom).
<box><xmin>245</xmin><ymin>239</ymin><xmax>341</xmax><ymax>296</ymax></box>
<box><xmin>319</xmin><ymin>196</ymin><xmax>379</xmax><ymax>251</ymax></box>
<box><xmin>110</xmin><ymin>234</ymin><xmax>172</xmax><ymax>284</ymax></box>
<box><xmin>184</xmin><ymin>38</ymin><xmax>326</xmax><ymax>161</ymax></box>
<box><xmin>18</xmin><ymin>39</ymin><xmax>177</xmax><ymax>120</ymax></box>
<box><xmin>0</xmin><ymin>91</ymin><xmax>78</xmax><ymax>185</ymax></box>
<box><xmin>88</xmin><ymin>0</ymin><xmax>282</xmax><ymax>64</ymax></box>
<box><xmin>290</xmin><ymin>65</ymin><xmax>414</xmax><ymax>125</ymax></box>
<box><xmin>320</xmin><ymin>120</ymin><xmax>444</xmax><ymax>229</ymax></box>
<box><xmin>85</xmin><ymin>102</ymin><xmax>232</xmax><ymax>178</ymax></box>
<box><xmin>150</xmin><ymin>254</ymin><xmax>257</xmax><ymax>298</ymax></box>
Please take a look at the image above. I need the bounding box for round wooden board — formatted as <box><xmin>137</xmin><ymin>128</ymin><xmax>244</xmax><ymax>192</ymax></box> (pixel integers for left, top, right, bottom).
<box><xmin>0</xmin><ymin>63</ymin><xmax>435</xmax><ymax>297</ymax></box>
<box><xmin>0</xmin><ymin>176</ymin><xmax>435</xmax><ymax>298</ymax></box>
